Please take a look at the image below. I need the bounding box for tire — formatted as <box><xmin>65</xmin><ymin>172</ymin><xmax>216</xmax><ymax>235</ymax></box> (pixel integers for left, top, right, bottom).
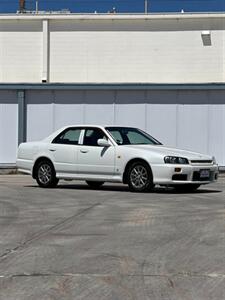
<box><xmin>127</xmin><ymin>161</ymin><xmax>154</xmax><ymax>192</ymax></box>
<box><xmin>86</xmin><ymin>181</ymin><xmax>104</xmax><ymax>189</ymax></box>
<box><xmin>174</xmin><ymin>184</ymin><xmax>200</xmax><ymax>192</ymax></box>
<box><xmin>36</xmin><ymin>160</ymin><xmax>59</xmax><ymax>188</ymax></box>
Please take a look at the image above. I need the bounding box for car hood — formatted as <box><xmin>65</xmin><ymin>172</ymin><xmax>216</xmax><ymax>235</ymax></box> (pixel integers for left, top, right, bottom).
<box><xmin>123</xmin><ymin>145</ymin><xmax>212</xmax><ymax>160</ymax></box>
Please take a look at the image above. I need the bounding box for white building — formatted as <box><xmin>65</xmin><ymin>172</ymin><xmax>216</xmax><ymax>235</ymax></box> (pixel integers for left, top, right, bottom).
<box><xmin>0</xmin><ymin>13</ymin><xmax>225</xmax><ymax>166</ymax></box>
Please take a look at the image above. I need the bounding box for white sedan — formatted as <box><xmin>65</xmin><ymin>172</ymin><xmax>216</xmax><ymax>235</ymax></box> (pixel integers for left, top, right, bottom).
<box><xmin>17</xmin><ymin>125</ymin><xmax>219</xmax><ymax>192</ymax></box>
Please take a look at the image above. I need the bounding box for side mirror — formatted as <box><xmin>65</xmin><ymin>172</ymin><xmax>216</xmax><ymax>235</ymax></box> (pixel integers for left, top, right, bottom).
<box><xmin>97</xmin><ymin>139</ymin><xmax>111</xmax><ymax>147</ymax></box>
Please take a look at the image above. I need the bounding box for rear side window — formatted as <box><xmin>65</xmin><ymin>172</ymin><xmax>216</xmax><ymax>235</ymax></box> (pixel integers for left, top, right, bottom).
<box><xmin>52</xmin><ymin>128</ymin><xmax>81</xmax><ymax>145</ymax></box>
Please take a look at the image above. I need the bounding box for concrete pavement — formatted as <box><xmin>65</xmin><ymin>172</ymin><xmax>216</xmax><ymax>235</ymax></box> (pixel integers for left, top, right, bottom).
<box><xmin>0</xmin><ymin>175</ymin><xmax>224</xmax><ymax>300</ymax></box>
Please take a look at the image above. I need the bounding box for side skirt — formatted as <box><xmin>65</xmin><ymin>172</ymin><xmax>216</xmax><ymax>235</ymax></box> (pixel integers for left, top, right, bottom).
<box><xmin>56</xmin><ymin>173</ymin><xmax>123</xmax><ymax>183</ymax></box>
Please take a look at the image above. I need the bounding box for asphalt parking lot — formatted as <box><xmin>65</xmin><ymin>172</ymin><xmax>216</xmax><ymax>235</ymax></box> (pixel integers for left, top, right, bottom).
<box><xmin>0</xmin><ymin>175</ymin><xmax>224</xmax><ymax>300</ymax></box>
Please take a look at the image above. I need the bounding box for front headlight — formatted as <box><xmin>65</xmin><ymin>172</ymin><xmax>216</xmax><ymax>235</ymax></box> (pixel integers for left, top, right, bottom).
<box><xmin>164</xmin><ymin>156</ymin><xmax>189</xmax><ymax>164</ymax></box>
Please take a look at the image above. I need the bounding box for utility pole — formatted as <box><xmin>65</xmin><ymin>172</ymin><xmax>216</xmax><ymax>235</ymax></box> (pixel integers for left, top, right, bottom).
<box><xmin>144</xmin><ymin>0</ymin><xmax>148</xmax><ymax>14</ymax></box>
<box><xmin>36</xmin><ymin>1</ymin><xmax>39</xmax><ymax>14</ymax></box>
<box><xmin>19</xmin><ymin>0</ymin><xmax>25</xmax><ymax>13</ymax></box>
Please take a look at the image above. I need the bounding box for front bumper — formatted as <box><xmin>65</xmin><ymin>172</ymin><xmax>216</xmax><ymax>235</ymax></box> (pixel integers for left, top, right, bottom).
<box><xmin>152</xmin><ymin>163</ymin><xmax>219</xmax><ymax>185</ymax></box>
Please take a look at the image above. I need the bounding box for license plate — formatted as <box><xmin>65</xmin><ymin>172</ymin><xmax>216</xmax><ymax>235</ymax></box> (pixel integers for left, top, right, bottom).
<box><xmin>200</xmin><ymin>169</ymin><xmax>210</xmax><ymax>179</ymax></box>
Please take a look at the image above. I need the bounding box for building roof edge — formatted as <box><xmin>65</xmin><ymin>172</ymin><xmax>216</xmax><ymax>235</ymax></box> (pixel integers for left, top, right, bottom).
<box><xmin>0</xmin><ymin>12</ymin><xmax>225</xmax><ymax>21</ymax></box>
<box><xmin>0</xmin><ymin>83</ymin><xmax>225</xmax><ymax>90</ymax></box>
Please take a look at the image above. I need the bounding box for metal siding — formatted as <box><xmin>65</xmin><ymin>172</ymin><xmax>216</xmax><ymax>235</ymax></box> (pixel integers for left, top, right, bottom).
<box><xmin>177</xmin><ymin>105</ymin><xmax>209</xmax><ymax>154</ymax></box>
<box><xmin>115</xmin><ymin>104</ymin><xmax>146</xmax><ymax>130</ymax></box>
<box><xmin>223</xmin><ymin>107</ymin><xmax>225</xmax><ymax>166</ymax></box>
<box><xmin>54</xmin><ymin>90</ymin><xmax>85</xmax><ymax>129</ymax></box>
<box><xmin>116</xmin><ymin>90</ymin><xmax>146</xmax><ymax>103</ymax></box>
<box><xmin>84</xmin><ymin>90</ymin><xmax>115</xmax><ymax>125</ymax></box>
<box><xmin>26</xmin><ymin>91</ymin><xmax>54</xmax><ymax>141</ymax></box>
<box><xmin>114</xmin><ymin>91</ymin><xmax>146</xmax><ymax>129</ymax></box>
<box><xmin>208</xmin><ymin>105</ymin><xmax>225</xmax><ymax>166</ymax></box>
<box><xmin>24</xmin><ymin>89</ymin><xmax>225</xmax><ymax>166</ymax></box>
<box><xmin>0</xmin><ymin>91</ymin><xmax>18</xmax><ymax>164</ymax></box>
<box><xmin>146</xmin><ymin>104</ymin><xmax>177</xmax><ymax>147</ymax></box>
<box><xmin>54</xmin><ymin>103</ymin><xmax>84</xmax><ymax>130</ymax></box>
<box><xmin>85</xmin><ymin>104</ymin><xmax>114</xmax><ymax>125</ymax></box>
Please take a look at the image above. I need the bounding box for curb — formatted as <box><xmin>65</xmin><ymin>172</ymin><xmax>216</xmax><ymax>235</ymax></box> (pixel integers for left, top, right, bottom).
<box><xmin>0</xmin><ymin>167</ymin><xmax>18</xmax><ymax>175</ymax></box>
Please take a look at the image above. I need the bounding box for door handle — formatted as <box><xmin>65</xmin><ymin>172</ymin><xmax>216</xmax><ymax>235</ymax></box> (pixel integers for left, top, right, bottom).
<box><xmin>49</xmin><ymin>149</ymin><xmax>56</xmax><ymax>152</ymax></box>
<box><xmin>80</xmin><ymin>149</ymin><xmax>89</xmax><ymax>153</ymax></box>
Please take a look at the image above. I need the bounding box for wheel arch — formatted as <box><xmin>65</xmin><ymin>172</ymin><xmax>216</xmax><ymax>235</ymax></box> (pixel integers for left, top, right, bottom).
<box><xmin>122</xmin><ymin>158</ymin><xmax>153</xmax><ymax>184</ymax></box>
<box><xmin>32</xmin><ymin>156</ymin><xmax>55</xmax><ymax>179</ymax></box>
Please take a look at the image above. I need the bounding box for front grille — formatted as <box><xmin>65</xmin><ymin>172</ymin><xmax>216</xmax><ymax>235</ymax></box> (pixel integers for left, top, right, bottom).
<box><xmin>190</xmin><ymin>160</ymin><xmax>213</xmax><ymax>164</ymax></box>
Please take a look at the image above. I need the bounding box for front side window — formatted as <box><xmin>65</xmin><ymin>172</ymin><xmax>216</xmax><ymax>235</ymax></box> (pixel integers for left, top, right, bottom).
<box><xmin>106</xmin><ymin>127</ymin><xmax>161</xmax><ymax>145</ymax></box>
<box><xmin>52</xmin><ymin>128</ymin><xmax>81</xmax><ymax>145</ymax></box>
<box><xmin>83</xmin><ymin>128</ymin><xmax>108</xmax><ymax>146</ymax></box>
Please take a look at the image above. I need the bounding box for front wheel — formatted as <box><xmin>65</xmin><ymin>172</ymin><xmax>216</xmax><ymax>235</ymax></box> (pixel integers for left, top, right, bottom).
<box><xmin>86</xmin><ymin>181</ymin><xmax>104</xmax><ymax>189</ymax></box>
<box><xmin>173</xmin><ymin>184</ymin><xmax>200</xmax><ymax>192</ymax></box>
<box><xmin>127</xmin><ymin>161</ymin><xmax>154</xmax><ymax>192</ymax></box>
<box><xmin>36</xmin><ymin>160</ymin><xmax>59</xmax><ymax>188</ymax></box>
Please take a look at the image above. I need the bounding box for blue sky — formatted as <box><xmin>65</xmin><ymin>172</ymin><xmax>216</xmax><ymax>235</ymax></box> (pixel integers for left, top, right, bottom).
<box><xmin>0</xmin><ymin>0</ymin><xmax>225</xmax><ymax>14</ymax></box>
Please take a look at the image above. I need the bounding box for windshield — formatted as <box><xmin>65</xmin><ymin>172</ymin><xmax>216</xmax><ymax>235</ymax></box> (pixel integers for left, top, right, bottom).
<box><xmin>105</xmin><ymin>127</ymin><xmax>162</xmax><ymax>146</ymax></box>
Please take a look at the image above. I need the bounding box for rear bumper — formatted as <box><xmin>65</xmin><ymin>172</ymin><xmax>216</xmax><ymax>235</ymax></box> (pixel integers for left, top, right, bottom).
<box><xmin>16</xmin><ymin>159</ymin><xmax>33</xmax><ymax>175</ymax></box>
<box><xmin>152</xmin><ymin>163</ymin><xmax>219</xmax><ymax>185</ymax></box>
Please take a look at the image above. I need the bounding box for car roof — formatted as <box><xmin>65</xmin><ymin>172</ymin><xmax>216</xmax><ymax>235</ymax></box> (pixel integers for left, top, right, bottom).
<box><xmin>62</xmin><ymin>125</ymin><xmax>136</xmax><ymax>129</ymax></box>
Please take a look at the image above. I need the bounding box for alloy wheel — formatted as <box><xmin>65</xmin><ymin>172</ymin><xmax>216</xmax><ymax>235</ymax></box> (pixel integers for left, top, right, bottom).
<box><xmin>128</xmin><ymin>161</ymin><xmax>154</xmax><ymax>192</ymax></box>
<box><xmin>38</xmin><ymin>163</ymin><xmax>52</xmax><ymax>185</ymax></box>
<box><xmin>130</xmin><ymin>165</ymin><xmax>148</xmax><ymax>189</ymax></box>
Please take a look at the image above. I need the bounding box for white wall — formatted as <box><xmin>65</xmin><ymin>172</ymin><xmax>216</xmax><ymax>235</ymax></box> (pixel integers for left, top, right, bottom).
<box><xmin>0</xmin><ymin>91</ymin><xmax>18</xmax><ymax>164</ymax></box>
<box><xmin>0</xmin><ymin>20</ymin><xmax>42</xmax><ymax>83</ymax></box>
<box><xmin>0</xmin><ymin>15</ymin><xmax>224</xmax><ymax>165</ymax></box>
<box><xmin>50</xmin><ymin>29</ymin><xmax>224</xmax><ymax>83</ymax></box>
<box><xmin>0</xmin><ymin>88</ymin><xmax>224</xmax><ymax>165</ymax></box>
<box><xmin>0</xmin><ymin>15</ymin><xmax>224</xmax><ymax>84</ymax></box>
<box><xmin>26</xmin><ymin>89</ymin><xmax>225</xmax><ymax>166</ymax></box>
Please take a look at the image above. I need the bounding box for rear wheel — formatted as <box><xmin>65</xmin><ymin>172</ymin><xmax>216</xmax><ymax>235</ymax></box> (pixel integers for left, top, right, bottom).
<box><xmin>174</xmin><ymin>184</ymin><xmax>200</xmax><ymax>192</ymax></box>
<box><xmin>127</xmin><ymin>161</ymin><xmax>154</xmax><ymax>192</ymax></box>
<box><xmin>86</xmin><ymin>181</ymin><xmax>104</xmax><ymax>189</ymax></box>
<box><xmin>36</xmin><ymin>160</ymin><xmax>59</xmax><ymax>188</ymax></box>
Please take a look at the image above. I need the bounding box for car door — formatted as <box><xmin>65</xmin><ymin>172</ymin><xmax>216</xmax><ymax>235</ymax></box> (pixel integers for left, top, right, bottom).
<box><xmin>50</xmin><ymin>127</ymin><xmax>82</xmax><ymax>173</ymax></box>
<box><xmin>77</xmin><ymin>127</ymin><xmax>115</xmax><ymax>176</ymax></box>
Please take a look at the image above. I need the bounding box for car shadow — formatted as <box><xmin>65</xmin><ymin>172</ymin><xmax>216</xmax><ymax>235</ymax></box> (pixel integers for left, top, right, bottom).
<box><xmin>154</xmin><ymin>187</ymin><xmax>222</xmax><ymax>194</ymax></box>
<box><xmin>25</xmin><ymin>183</ymin><xmax>222</xmax><ymax>194</ymax></box>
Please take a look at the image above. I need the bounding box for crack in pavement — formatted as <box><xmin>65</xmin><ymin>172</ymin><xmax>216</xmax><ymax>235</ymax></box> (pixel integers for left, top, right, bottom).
<box><xmin>0</xmin><ymin>201</ymin><xmax>103</xmax><ymax>263</ymax></box>
<box><xmin>0</xmin><ymin>272</ymin><xmax>225</xmax><ymax>279</ymax></box>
